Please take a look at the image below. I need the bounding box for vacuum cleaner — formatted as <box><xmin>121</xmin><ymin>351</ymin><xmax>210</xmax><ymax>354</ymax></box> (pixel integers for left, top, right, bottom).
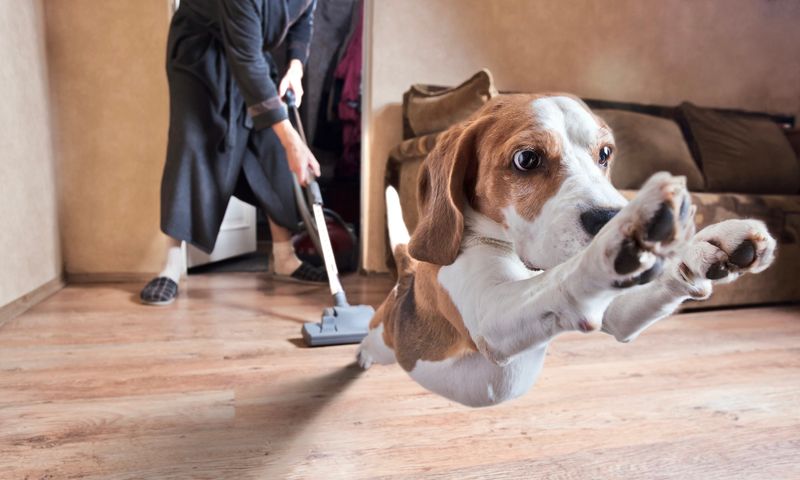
<box><xmin>283</xmin><ymin>90</ymin><xmax>374</xmax><ymax>347</ymax></box>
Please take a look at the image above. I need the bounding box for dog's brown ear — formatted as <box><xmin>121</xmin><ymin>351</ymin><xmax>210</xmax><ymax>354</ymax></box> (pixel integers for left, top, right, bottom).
<box><xmin>408</xmin><ymin>120</ymin><xmax>482</xmax><ymax>265</ymax></box>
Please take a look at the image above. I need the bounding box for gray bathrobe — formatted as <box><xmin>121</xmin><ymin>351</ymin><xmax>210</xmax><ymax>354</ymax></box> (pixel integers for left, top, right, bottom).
<box><xmin>161</xmin><ymin>0</ymin><xmax>316</xmax><ymax>253</ymax></box>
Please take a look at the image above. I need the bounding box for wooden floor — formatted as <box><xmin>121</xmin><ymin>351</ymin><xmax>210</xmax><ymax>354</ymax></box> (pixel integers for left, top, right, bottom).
<box><xmin>1</xmin><ymin>273</ymin><xmax>799</xmax><ymax>479</ymax></box>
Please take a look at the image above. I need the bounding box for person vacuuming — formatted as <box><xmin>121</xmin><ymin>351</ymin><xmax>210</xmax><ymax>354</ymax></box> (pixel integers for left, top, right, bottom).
<box><xmin>140</xmin><ymin>0</ymin><xmax>327</xmax><ymax>305</ymax></box>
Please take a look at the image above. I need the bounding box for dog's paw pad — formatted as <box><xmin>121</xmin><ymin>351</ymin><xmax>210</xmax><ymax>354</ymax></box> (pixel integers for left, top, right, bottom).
<box><xmin>614</xmin><ymin>239</ymin><xmax>643</xmax><ymax>275</ymax></box>
<box><xmin>705</xmin><ymin>261</ymin><xmax>729</xmax><ymax>280</ymax></box>
<box><xmin>682</xmin><ymin>220</ymin><xmax>776</xmax><ymax>285</ymax></box>
<box><xmin>602</xmin><ymin>173</ymin><xmax>694</xmax><ymax>286</ymax></box>
<box><xmin>729</xmin><ymin>240</ymin><xmax>756</xmax><ymax>268</ymax></box>
<box><xmin>699</xmin><ymin>238</ymin><xmax>768</xmax><ymax>282</ymax></box>
<box><xmin>645</xmin><ymin>202</ymin><xmax>675</xmax><ymax>242</ymax></box>
<box><xmin>635</xmin><ymin>175</ymin><xmax>693</xmax><ymax>251</ymax></box>
<box><xmin>614</xmin><ymin>258</ymin><xmax>664</xmax><ymax>288</ymax></box>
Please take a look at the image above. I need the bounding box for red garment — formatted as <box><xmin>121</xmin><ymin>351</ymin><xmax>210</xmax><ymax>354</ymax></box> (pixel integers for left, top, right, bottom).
<box><xmin>333</xmin><ymin>5</ymin><xmax>363</xmax><ymax>178</ymax></box>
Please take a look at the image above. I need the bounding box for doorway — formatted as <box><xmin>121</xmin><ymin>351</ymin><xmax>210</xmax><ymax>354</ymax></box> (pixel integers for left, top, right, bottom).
<box><xmin>186</xmin><ymin>0</ymin><xmax>364</xmax><ymax>275</ymax></box>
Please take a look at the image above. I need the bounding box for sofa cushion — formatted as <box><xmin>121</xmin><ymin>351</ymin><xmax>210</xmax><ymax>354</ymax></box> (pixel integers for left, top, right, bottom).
<box><xmin>677</xmin><ymin>102</ymin><xmax>800</xmax><ymax>194</ymax></box>
<box><xmin>389</xmin><ymin>132</ymin><xmax>442</xmax><ymax>162</ymax></box>
<box><xmin>403</xmin><ymin>69</ymin><xmax>498</xmax><ymax>138</ymax></box>
<box><xmin>597</xmin><ymin>109</ymin><xmax>705</xmax><ymax>191</ymax></box>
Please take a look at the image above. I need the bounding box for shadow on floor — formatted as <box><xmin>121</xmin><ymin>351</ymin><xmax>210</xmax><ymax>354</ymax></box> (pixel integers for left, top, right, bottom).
<box><xmin>130</xmin><ymin>362</ymin><xmax>365</xmax><ymax>477</ymax></box>
<box><xmin>188</xmin><ymin>251</ymin><xmax>270</xmax><ymax>274</ymax></box>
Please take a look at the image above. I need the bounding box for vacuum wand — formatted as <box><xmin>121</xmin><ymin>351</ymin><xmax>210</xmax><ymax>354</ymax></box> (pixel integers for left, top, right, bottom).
<box><xmin>308</xmin><ymin>180</ymin><xmax>348</xmax><ymax>307</ymax></box>
<box><xmin>285</xmin><ymin>89</ymin><xmax>348</xmax><ymax>308</ymax></box>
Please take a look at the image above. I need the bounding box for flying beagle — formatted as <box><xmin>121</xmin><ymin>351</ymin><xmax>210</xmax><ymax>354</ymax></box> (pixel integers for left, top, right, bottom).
<box><xmin>359</xmin><ymin>94</ymin><xmax>776</xmax><ymax>407</ymax></box>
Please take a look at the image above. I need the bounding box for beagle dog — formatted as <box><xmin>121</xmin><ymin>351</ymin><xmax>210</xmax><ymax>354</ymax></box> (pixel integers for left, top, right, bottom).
<box><xmin>358</xmin><ymin>94</ymin><xmax>776</xmax><ymax>407</ymax></box>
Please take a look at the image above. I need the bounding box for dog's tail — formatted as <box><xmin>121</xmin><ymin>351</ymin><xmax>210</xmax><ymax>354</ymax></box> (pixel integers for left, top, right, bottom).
<box><xmin>385</xmin><ymin>186</ymin><xmax>410</xmax><ymax>252</ymax></box>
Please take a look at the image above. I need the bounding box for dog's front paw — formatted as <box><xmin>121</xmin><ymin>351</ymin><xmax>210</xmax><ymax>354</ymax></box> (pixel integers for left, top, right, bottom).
<box><xmin>678</xmin><ymin>219</ymin><xmax>776</xmax><ymax>295</ymax></box>
<box><xmin>356</xmin><ymin>344</ymin><xmax>374</xmax><ymax>370</ymax></box>
<box><xmin>594</xmin><ymin>172</ymin><xmax>695</xmax><ymax>288</ymax></box>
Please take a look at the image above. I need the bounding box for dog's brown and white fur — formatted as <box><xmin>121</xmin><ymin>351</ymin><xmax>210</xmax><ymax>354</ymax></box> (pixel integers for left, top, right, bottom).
<box><xmin>358</xmin><ymin>94</ymin><xmax>776</xmax><ymax>407</ymax></box>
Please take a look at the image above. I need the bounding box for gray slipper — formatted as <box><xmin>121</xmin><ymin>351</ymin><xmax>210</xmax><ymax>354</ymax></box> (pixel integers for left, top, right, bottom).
<box><xmin>140</xmin><ymin>277</ymin><xmax>179</xmax><ymax>306</ymax></box>
<box><xmin>273</xmin><ymin>261</ymin><xmax>328</xmax><ymax>284</ymax></box>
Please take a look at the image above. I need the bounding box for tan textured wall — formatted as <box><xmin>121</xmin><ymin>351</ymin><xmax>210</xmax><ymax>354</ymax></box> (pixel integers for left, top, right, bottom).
<box><xmin>0</xmin><ymin>0</ymin><xmax>62</xmax><ymax>308</ymax></box>
<box><xmin>362</xmin><ymin>0</ymin><xmax>800</xmax><ymax>272</ymax></box>
<box><xmin>46</xmin><ymin>0</ymin><xmax>172</xmax><ymax>275</ymax></box>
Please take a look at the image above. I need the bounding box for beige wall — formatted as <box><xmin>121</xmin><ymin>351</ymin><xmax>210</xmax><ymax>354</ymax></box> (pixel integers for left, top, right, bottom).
<box><xmin>362</xmin><ymin>0</ymin><xmax>800</xmax><ymax>272</ymax></box>
<box><xmin>0</xmin><ymin>0</ymin><xmax>62</xmax><ymax>308</ymax></box>
<box><xmin>45</xmin><ymin>0</ymin><xmax>172</xmax><ymax>276</ymax></box>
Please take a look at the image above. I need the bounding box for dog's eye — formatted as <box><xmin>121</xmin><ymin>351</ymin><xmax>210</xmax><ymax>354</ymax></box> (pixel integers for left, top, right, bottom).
<box><xmin>599</xmin><ymin>146</ymin><xmax>613</xmax><ymax>167</ymax></box>
<box><xmin>512</xmin><ymin>149</ymin><xmax>543</xmax><ymax>171</ymax></box>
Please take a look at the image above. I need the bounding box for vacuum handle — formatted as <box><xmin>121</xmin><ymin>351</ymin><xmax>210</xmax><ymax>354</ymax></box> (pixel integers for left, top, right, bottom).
<box><xmin>284</xmin><ymin>88</ymin><xmax>316</xmax><ymax>186</ymax></box>
<box><xmin>308</xmin><ymin>180</ymin><xmax>323</xmax><ymax>206</ymax></box>
<box><xmin>284</xmin><ymin>89</ymin><xmax>298</xmax><ymax>109</ymax></box>
<box><xmin>283</xmin><ymin>89</ymin><xmax>308</xmax><ymax>144</ymax></box>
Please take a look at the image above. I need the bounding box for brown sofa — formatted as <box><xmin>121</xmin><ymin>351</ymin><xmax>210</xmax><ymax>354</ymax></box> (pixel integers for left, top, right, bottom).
<box><xmin>386</xmin><ymin>70</ymin><xmax>800</xmax><ymax>309</ymax></box>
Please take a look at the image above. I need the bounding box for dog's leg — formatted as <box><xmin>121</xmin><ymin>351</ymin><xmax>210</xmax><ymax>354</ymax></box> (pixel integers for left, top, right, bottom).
<box><xmin>601</xmin><ymin>219</ymin><xmax>776</xmax><ymax>342</ymax></box>
<box><xmin>357</xmin><ymin>321</ymin><xmax>396</xmax><ymax>369</ymax></box>
<box><xmin>357</xmin><ymin>186</ymin><xmax>409</xmax><ymax>369</ymax></box>
<box><xmin>443</xmin><ymin>173</ymin><xmax>693</xmax><ymax>365</ymax></box>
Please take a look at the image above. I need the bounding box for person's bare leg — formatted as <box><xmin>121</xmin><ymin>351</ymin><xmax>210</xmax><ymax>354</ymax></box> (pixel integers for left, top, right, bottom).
<box><xmin>269</xmin><ymin>219</ymin><xmax>302</xmax><ymax>275</ymax></box>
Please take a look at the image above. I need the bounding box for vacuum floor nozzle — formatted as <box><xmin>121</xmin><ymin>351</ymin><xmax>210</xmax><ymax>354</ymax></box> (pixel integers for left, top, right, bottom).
<box><xmin>301</xmin><ymin>304</ymin><xmax>375</xmax><ymax>347</ymax></box>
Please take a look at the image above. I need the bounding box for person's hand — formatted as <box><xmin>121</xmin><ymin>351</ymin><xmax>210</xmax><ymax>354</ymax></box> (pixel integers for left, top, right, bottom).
<box><xmin>273</xmin><ymin>120</ymin><xmax>320</xmax><ymax>185</ymax></box>
<box><xmin>278</xmin><ymin>59</ymin><xmax>304</xmax><ymax>106</ymax></box>
<box><xmin>284</xmin><ymin>134</ymin><xmax>321</xmax><ymax>185</ymax></box>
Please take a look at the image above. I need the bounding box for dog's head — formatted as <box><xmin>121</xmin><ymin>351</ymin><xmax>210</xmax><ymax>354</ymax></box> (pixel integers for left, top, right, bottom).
<box><xmin>408</xmin><ymin>94</ymin><xmax>628</xmax><ymax>269</ymax></box>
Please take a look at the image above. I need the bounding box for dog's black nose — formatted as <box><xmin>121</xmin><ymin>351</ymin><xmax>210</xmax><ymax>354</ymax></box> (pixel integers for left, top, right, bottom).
<box><xmin>580</xmin><ymin>208</ymin><xmax>620</xmax><ymax>236</ymax></box>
